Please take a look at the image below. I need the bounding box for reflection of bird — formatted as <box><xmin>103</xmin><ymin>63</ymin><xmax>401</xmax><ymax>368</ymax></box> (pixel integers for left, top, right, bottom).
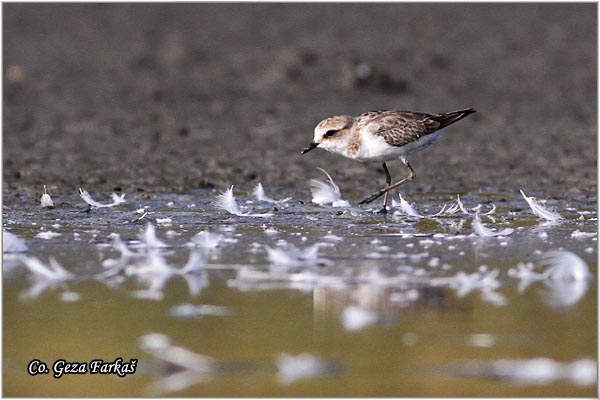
<box><xmin>302</xmin><ymin>108</ymin><xmax>476</xmax><ymax>213</ymax></box>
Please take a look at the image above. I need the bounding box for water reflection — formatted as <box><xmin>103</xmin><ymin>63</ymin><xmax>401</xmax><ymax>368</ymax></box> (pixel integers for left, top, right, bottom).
<box><xmin>314</xmin><ymin>281</ymin><xmax>453</xmax><ymax>331</ymax></box>
<box><xmin>3</xmin><ymin>189</ymin><xmax>597</xmax><ymax>397</ymax></box>
<box><xmin>539</xmin><ymin>279</ymin><xmax>590</xmax><ymax>308</ymax></box>
<box><xmin>509</xmin><ymin>250</ymin><xmax>592</xmax><ymax>308</ymax></box>
<box><xmin>139</xmin><ymin>333</ymin><xmax>340</xmax><ymax>395</ymax></box>
<box><xmin>313</xmin><ymin>281</ymin><xmax>449</xmax><ymax>315</ymax></box>
<box><xmin>444</xmin><ymin>357</ymin><xmax>597</xmax><ymax>386</ymax></box>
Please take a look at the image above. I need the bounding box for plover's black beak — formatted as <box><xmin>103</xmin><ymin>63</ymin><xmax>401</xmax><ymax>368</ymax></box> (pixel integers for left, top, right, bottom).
<box><xmin>301</xmin><ymin>141</ymin><xmax>318</xmax><ymax>155</ymax></box>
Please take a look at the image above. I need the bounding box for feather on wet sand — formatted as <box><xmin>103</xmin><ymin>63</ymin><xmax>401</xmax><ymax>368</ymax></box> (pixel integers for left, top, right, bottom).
<box><xmin>213</xmin><ymin>186</ymin><xmax>273</xmax><ymax>217</ymax></box>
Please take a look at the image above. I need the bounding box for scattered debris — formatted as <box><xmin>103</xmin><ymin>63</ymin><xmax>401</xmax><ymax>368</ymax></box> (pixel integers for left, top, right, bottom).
<box><xmin>213</xmin><ymin>186</ymin><xmax>273</xmax><ymax>217</ymax></box>
<box><xmin>125</xmin><ymin>247</ymin><xmax>208</xmax><ymax>300</ymax></box>
<box><xmin>570</xmin><ymin>230</ymin><xmax>596</xmax><ymax>239</ymax></box>
<box><xmin>265</xmin><ymin>243</ymin><xmax>330</xmax><ymax>268</ymax></box>
<box><xmin>396</xmin><ymin>194</ymin><xmax>422</xmax><ymax>217</ymax></box>
<box><xmin>520</xmin><ymin>190</ymin><xmax>562</xmax><ymax>221</ymax></box>
<box><xmin>253</xmin><ymin>182</ymin><xmax>291</xmax><ymax>203</ymax></box>
<box><xmin>40</xmin><ymin>185</ymin><xmax>54</xmax><ymax>208</ymax></box>
<box><xmin>508</xmin><ymin>250</ymin><xmax>591</xmax><ymax>307</ymax></box>
<box><xmin>132</xmin><ymin>211</ymin><xmax>148</xmax><ymax>223</ymax></box>
<box><xmin>455</xmin><ymin>195</ymin><xmax>496</xmax><ymax>216</ymax></box>
<box><xmin>79</xmin><ymin>188</ymin><xmax>126</xmax><ymax>209</ymax></box>
<box><xmin>156</xmin><ymin>217</ymin><xmax>172</xmax><ymax>225</ymax></box>
<box><xmin>35</xmin><ymin>231</ymin><xmax>62</xmax><ymax>239</ymax></box>
<box><xmin>310</xmin><ymin>168</ymin><xmax>350</xmax><ymax>207</ymax></box>
<box><xmin>18</xmin><ymin>255</ymin><xmax>73</xmax><ymax>281</ymax></box>
<box><xmin>139</xmin><ymin>333</ymin><xmax>215</xmax><ymax>395</ymax></box>
<box><xmin>508</xmin><ymin>250</ymin><xmax>591</xmax><ymax>283</ymax></box>
<box><xmin>189</xmin><ymin>231</ymin><xmax>225</xmax><ymax>250</ymax></box>
<box><xmin>472</xmin><ymin>214</ymin><xmax>514</xmax><ymax>237</ymax></box>
<box><xmin>392</xmin><ymin>194</ymin><xmax>475</xmax><ymax>218</ymax></box>
<box><xmin>139</xmin><ymin>224</ymin><xmax>168</xmax><ymax>249</ymax></box>
<box><xmin>433</xmin><ymin>269</ymin><xmax>506</xmax><ymax>306</ymax></box>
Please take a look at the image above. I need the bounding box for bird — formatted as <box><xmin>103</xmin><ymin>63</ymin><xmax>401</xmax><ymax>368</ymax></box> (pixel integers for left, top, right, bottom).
<box><xmin>301</xmin><ymin>108</ymin><xmax>476</xmax><ymax>213</ymax></box>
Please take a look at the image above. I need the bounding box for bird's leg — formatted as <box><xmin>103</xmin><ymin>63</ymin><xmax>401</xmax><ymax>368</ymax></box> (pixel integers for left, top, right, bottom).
<box><xmin>375</xmin><ymin>162</ymin><xmax>392</xmax><ymax>214</ymax></box>
<box><xmin>359</xmin><ymin>159</ymin><xmax>416</xmax><ymax>205</ymax></box>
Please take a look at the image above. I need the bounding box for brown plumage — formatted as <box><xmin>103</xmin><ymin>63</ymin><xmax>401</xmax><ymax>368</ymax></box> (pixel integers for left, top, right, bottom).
<box><xmin>302</xmin><ymin>107</ymin><xmax>476</xmax><ymax>213</ymax></box>
<box><xmin>359</xmin><ymin>108</ymin><xmax>476</xmax><ymax>148</ymax></box>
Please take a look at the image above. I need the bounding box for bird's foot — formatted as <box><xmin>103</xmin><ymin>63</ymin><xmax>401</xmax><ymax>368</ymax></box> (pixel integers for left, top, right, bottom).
<box><xmin>375</xmin><ymin>206</ymin><xmax>388</xmax><ymax>214</ymax></box>
<box><xmin>358</xmin><ymin>190</ymin><xmax>386</xmax><ymax>205</ymax></box>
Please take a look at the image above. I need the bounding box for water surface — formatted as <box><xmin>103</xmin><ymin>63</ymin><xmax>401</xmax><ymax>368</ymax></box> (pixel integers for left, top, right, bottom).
<box><xmin>3</xmin><ymin>187</ymin><xmax>597</xmax><ymax>396</ymax></box>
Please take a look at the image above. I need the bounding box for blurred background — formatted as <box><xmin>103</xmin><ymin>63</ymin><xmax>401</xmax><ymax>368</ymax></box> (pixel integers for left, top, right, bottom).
<box><xmin>3</xmin><ymin>3</ymin><xmax>597</xmax><ymax>200</ymax></box>
<box><xmin>3</xmin><ymin>4</ymin><xmax>597</xmax><ymax>397</ymax></box>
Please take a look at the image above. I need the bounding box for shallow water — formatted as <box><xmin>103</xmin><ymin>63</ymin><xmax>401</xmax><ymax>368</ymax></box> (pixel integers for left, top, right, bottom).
<box><xmin>3</xmin><ymin>187</ymin><xmax>597</xmax><ymax>396</ymax></box>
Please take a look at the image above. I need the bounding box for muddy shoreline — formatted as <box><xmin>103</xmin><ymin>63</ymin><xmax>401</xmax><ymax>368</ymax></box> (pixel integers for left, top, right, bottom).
<box><xmin>3</xmin><ymin>4</ymin><xmax>597</xmax><ymax>205</ymax></box>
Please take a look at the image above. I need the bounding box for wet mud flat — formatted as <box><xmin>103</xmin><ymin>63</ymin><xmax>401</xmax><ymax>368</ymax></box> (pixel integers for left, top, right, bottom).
<box><xmin>3</xmin><ymin>4</ymin><xmax>597</xmax><ymax>196</ymax></box>
<box><xmin>3</xmin><ymin>186</ymin><xmax>597</xmax><ymax>396</ymax></box>
<box><xmin>3</xmin><ymin>2</ymin><xmax>597</xmax><ymax>397</ymax></box>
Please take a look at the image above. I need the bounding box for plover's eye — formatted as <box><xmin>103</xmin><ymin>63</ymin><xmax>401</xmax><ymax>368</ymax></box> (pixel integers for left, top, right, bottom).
<box><xmin>324</xmin><ymin>130</ymin><xmax>337</xmax><ymax>138</ymax></box>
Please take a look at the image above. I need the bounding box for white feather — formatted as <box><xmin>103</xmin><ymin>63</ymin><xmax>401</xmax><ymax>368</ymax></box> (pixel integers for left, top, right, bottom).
<box><xmin>453</xmin><ymin>195</ymin><xmax>495</xmax><ymax>216</ymax></box>
<box><xmin>441</xmin><ymin>202</ymin><xmax>461</xmax><ymax>215</ymax></box>
<box><xmin>35</xmin><ymin>231</ymin><xmax>62</xmax><ymax>239</ymax></box>
<box><xmin>213</xmin><ymin>185</ymin><xmax>242</xmax><ymax>214</ymax></box>
<box><xmin>331</xmin><ymin>199</ymin><xmax>351</xmax><ymax>207</ymax></box>
<box><xmin>481</xmin><ymin>204</ymin><xmax>497</xmax><ymax>215</ymax></box>
<box><xmin>457</xmin><ymin>194</ymin><xmax>470</xmax><ymax>214</ymax></box>
<box><xmin>213</xmin><ymin>186</ymin><xmax>273</xmax><ymax>217</ymax></box>
<box><xmin>395</xmin><ymin>194</ymin><xmax>447</xmax><ymax>218</ymax></box>
<box><xmin>40</xmin><ymin>185</ymin><xmax>54</xmax><ymax>208</ymax></box>
<box><xmin>253</xmin><ymin>182</ymin><xmax>291</xmax><ymax>203</ymax></box>
<box><xmin>520</xmin><ymin>190</ymin><xmax>562</xmax><ymax>221</ymax></box>
<box><xmin>79</xmin><ymin>188</ymin><xmax>126</xmax><ymax>208</ymax></box>
<box><xmin>429</xmin><ymin>204</ymin><xmax>452</xmax><ymax>217</ymax></box>
<box><xmin>397</xmin><ymin>194</ymin><xmax>422</xmax><ymax>217</ymax></box>
<box><xmin>310</xmin><ymin>168</ymin><xmax>350</xmax><ymax>207</ymax></box>
<box><xmin>472</xmin><ymin>214</ymin><xmax>514</xmax><ymax>237</ymax></box>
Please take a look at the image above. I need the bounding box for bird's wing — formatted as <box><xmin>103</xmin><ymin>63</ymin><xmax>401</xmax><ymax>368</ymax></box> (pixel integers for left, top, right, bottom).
<box><xmin>359</xmin><ymin>111</ymin><xmax>441</xmax><ymax>147</ymax></box>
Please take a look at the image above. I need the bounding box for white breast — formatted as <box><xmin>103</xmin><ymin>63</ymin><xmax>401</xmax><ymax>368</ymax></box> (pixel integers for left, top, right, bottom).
<box><xmin>353</xmin><ymin>129</ymin><xmax>443</xmax><ymax>162</ymax></box>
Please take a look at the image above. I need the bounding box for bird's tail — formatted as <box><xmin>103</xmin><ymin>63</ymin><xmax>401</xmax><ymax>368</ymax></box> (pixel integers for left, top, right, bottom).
<box><xmin>432</xmin><ymin>108</ymin><xmax>476</xmax><ymax>128</ymax></box>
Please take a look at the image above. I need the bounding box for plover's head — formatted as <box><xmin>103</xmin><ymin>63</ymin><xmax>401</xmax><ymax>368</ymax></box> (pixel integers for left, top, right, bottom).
<box><xmin>301</xmin><ymin>115</ymin><xmax>354</xmax><ymax>155</ymax></box>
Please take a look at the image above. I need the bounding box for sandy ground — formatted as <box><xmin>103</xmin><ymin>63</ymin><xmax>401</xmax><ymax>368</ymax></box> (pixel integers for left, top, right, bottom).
<box><xmin>3</xmin><ymin>3</ymin><xmax>597</xmax><ymax>203</ymax></box>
